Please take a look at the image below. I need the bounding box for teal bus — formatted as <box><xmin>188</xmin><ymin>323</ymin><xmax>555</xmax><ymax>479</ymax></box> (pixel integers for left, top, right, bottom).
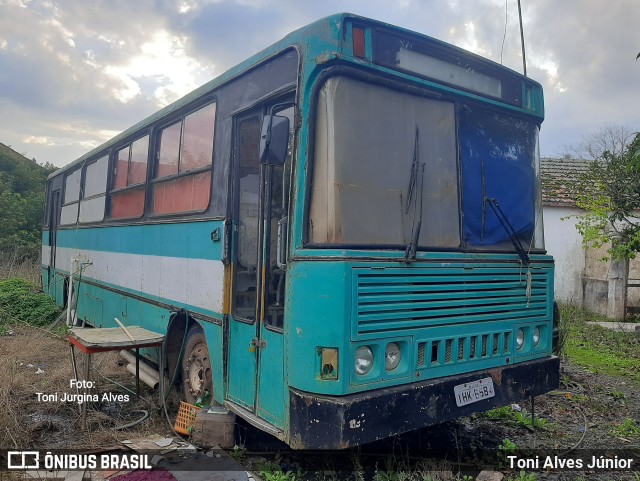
<box><xmin>42</xmin><ymin>13</ymin><xmax>559</xmax><ymax>449</ymax></box>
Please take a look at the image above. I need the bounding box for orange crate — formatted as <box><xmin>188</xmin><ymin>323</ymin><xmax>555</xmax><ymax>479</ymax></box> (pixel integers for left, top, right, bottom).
<box><xmin>174</xmin><ymin>401</ymin><xmax>198</xmax><ymax>435</ymax></box>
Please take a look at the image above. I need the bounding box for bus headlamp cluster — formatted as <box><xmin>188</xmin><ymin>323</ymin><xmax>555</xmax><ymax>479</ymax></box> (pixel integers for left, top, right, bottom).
<box><xmin>516</xmin><ymin>328</ymin><xmax>525</xmax><ymax>350</ymax></box>
<box><xmin>355</xmin><ymin>343</ymin><xmax>403</xmax><ymax>375</ymax></box>
<box><xmin>533</xmin><ymin>327</ymin><xmax>541</xmax><ymax>346</ymax></box>
<box><xmin>355</xmin><ymin>346</ymin><xmax>374</xmax><ymax>375</ymax></box>
<box><xmin>516</xmin><ymin>326</ymin><xmax>544</xmax><ymax>351</ymax></box>
<box><xmin>385</xmin><ymin>342</ymin><xmax>401</xmax><ymax>371</ymax></box>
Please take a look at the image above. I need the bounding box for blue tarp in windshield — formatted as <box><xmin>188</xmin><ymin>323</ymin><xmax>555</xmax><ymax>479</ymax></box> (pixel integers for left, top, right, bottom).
<box><xmin>460</xmin><ymin>107</ymin><xmax>539</xmax><ymax>248</ymax></box>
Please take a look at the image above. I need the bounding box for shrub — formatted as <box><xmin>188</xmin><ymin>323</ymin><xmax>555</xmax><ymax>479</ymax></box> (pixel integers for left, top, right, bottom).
<box><xmin>0</xmin><ymin>278</ymin><xmax>60</xmax><ymax>327</ymax></box>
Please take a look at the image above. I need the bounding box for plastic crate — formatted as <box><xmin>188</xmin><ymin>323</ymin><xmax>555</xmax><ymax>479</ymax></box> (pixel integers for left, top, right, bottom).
<box><xmin>174</xmin><ymin>401</ymin><xmax>198</xmax><ymax>435</ymax></box>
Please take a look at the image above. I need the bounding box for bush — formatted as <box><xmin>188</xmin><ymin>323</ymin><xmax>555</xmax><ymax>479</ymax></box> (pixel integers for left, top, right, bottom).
<box><xmin>0</xmin><ymin>278</ymin><xmax>61</xmax><ymax>327</ymax></box>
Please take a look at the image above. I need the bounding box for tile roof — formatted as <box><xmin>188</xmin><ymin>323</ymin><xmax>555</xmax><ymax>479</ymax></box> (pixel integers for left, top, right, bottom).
<box><xmin>541</xmin><ymin>157</ymin><xmax>592</xmax><ymax>207</ymax></box>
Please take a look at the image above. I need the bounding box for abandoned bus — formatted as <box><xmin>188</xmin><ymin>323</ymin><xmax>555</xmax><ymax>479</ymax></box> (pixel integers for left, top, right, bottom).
<box><xmin>42</xmin><ymin>13</ymin><xmax>559</xmax><ymax>449</ymax></box>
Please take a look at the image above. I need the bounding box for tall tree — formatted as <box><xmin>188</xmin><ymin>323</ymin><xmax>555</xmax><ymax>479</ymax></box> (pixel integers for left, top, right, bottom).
<box><xmin>563</xmin><ymin>124</ymin><xmax>635</xmax><ymax>161</ymax></box>
<box><xmin>0</xmin><ymin>143</ymin><xmax>52</xmax><ymax>260</ymax></box>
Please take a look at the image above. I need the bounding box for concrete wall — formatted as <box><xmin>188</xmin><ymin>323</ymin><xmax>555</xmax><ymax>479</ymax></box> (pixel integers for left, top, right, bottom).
<box><xmin>543</xmin><ymin>206</ymin><xmax>639</xmax><ymax>319</ymax></box>
<box><xmin>543</xmin><ymin>206</ymin><xmax>585</xmax><ymax>304</ymax></box>
<box><xmin>582</xmin><ymin>244</ymin><xmax>613</xmax><ymax>316</ymax></box>
<box><xmin>627</xmin><ymin>257</ymin><xmax>640</xmax><ymax>314</ymax></box>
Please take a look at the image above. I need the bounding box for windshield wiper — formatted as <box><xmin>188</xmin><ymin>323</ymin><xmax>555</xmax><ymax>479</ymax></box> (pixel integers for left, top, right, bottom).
<box><xmin>484</xmin><ymin>197</ymin><xmax>530</xmax><ymax>265</ymax></box>
<box><xmin>404</xmin><ymin>127</ymin><xmax>425</xmax><ymax>263</ymax></box>
<box><xmin>405</xmin><ymin>126</ymin><xmax>420</xmax><ymax>213</ymax></box>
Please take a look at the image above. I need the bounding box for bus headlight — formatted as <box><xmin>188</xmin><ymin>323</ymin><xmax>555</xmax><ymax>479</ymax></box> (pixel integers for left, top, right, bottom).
<box><xmin>516</xmin><ymin>328</ymin><xmax>525</xmax><ymax>350</ymax></box>
<box><xmin>385</xmin><ymin>342</ymin><xmax>401</xmax><ymax>371</ymax></box>
<box><xmin>355</xmin><ymin>346</ymin><xmax>374</xmax><ymax>375</ymax></box>
<box><xmin>533</xmin><ymin>327</ymin><xmax>541</xmax><ymax>347</ymax></box>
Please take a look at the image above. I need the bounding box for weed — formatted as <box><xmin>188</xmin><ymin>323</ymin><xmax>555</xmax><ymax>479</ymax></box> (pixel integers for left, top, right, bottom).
<box><xmin>498</xmin><ymin>438</ymin><xmax>517</xmax><ymax>467</ymax></box>
<box><xmin>611</xmin><ymin>418</ymin><xmax>640</xmax><ymax>438</ymax></box>
<box><xmin>485</xmin><ymin>406</ymin><xmax>549</xmax><ymax>431</ymax></box>
<box><xmin>352</xmin><ymin>456</ymin><xmax>366</xmax><ymax>481</ymax></box>
<box><xmin>609</xmin><ymin>390</ymin><xmax>626</xmax><ymax>401</ymax></box>
<box><xmin>228</xmin><ymin>444</ymin><xmax>246</xmax><ymax>462</ymax></box>
<box><xmin>373</xmin><ymin>454</ymin><xmax>414</xmax><ymax>481</ymax></box>
<box><xmin>512</xmin><ymin>410</ymin><xmax>548</xmax><ymax>430</ymax></box>
<box><xmin>373</xmin><ymin>457</ymin><xmax>395</xmax><ymax>481</ymax></box>
<box><xmin>0</xmin><ymin>251</ymin><xmax>40</xmax><ymax>284</ymax></box>
<box><xmin>485</xmin><ymin>406</ymin><xmax>512</xmax><ymax>419</ymax></box>
<box><xmin>566</xmin><ymin>394</ymin><xmax>589</xmax><ymax>403</ymax></box>
<box><xmin>0</xmin><ymin>324</ymin><xmax>14</xmax><ymax>336</ymax></box>
<box><xmin>313</xmin><ymin>469</ymin><xmax>338</xmax><ymax>481</ymax></box>
<box><xmin>412</xmin><ymin>458</ymin><xmax>456</xmax><ymax>481</ymax></box>
<box><xmin>505</xmin><ymin>471</ymin><xmax>536</xmax><ymax>481</ymax></box>
<box><xmin>52</xmin><ymin>324</ymin><xmax>69</xmax><ymax>336</ymax></box>
<box><xmin>258</xmin><ymin>461</ymin><xmax>302</xmax><ymax>481</ymax></box>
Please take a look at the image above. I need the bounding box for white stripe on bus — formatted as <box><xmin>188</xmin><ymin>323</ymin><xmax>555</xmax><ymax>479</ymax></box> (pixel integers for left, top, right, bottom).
<box><xmin>52</xmin><ymin>246</ymin><xmax>224</xmax><ymax>313</ymax></box>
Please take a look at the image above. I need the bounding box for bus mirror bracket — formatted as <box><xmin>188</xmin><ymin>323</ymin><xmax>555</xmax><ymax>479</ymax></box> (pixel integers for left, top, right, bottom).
<box><xmin>259</xmin><ymin>114</ymin><xmax>289</xmax><ymax>165</ymax></box>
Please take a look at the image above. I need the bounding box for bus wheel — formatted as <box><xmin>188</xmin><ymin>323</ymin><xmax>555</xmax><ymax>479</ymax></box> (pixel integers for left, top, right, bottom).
<box><xmin>181</xmin><ymin>329</ymin><xmax>212</xmax><ymax>405</ymax></box>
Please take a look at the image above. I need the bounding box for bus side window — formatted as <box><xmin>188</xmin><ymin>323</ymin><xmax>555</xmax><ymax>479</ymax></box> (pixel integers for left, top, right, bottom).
<box><xmin>234</xmin><ymin>116</ymin><xmax>261</xmax><ymax>321</ymax></box>
<box><xmin>110</xmin><ymin>135</ymin><xmax>149</xmax><ymax>219</ymax></box>
<box><xmin>152</xmin><ymin>103</ymin><xmax>216</xmax><ymax>215</ymax></box>
<box><xmin>79</xmin><ymin>155</ymin><xmax>108</xmax><ymax>224</ymax></box>
<box><xmin>60</xmin><ymin>168</ymin><xmax>81</xmax><ymax>225</ymax></box>
<box><xmin>265</xmin><ymin>106</ymin><xmax>294</xmax><ymax>330</ymax></box>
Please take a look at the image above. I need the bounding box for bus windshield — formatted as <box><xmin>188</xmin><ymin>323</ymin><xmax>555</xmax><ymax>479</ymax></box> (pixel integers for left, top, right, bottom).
<box><xmin>308</xmin><ymin>75</ymin><xmax>543</xmax><ymax>252</ymax></box>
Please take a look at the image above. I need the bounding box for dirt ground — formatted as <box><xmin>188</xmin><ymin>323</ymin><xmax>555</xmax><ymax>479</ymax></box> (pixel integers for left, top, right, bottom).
<box><xmin>0</xmin><ymin>326</ymin><xmax>173</xmax><ymax>450</ymax></box>
<box><xmin>1</xmin><ymin>326</ymin><xmax>639</xmax><ymax>480</ymax></box>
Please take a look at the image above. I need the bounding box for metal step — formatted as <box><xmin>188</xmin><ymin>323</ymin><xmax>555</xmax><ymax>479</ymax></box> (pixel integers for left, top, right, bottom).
<box><xmin>224</xmin><ymin>400</ymin><xmax>285</xmax><ymax>441</ymax></box>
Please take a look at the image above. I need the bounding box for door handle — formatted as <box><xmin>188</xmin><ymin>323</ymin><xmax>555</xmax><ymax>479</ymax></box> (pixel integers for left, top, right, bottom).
<box><xmin>222</xmin><ymin>219</ymin><xmax>232</xmax><ymax>265</ymax></box>
<box><xmin>276</xmin><ymin>216</ymin><xmax>288</xmax><ymax>269</ymax></box>
<box><xmin>248</xmin><ymin>338</ymin><xmax>267</xmax><ymax>352</ymax></box>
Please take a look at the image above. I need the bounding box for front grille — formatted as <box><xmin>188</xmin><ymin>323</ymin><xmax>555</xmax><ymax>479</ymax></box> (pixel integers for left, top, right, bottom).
<box><xmin>423</xmin><ymin>330</ymin><xmax>512</xmax><ymax>366</ymax></box>
<box><xmin>354</xmin><ymin>264</ymin><xmax>549</xmax><ymax>335</ymax></box>
<box><xmin>445</xmin><ymin>339</ymin><xmax>453</xmax><ymax>363</ymax></box>
<box><xmin>417</xmin><ymin>342</ymin><xmax>426</xmax><ymax>366</ymax></box>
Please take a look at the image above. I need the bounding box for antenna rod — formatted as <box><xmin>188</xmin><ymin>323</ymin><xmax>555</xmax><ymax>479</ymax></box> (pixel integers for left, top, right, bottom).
<box><xmin>517</xmin><ymin>0</ymin><xmax>527</xmax><ymax>76</ymax></box>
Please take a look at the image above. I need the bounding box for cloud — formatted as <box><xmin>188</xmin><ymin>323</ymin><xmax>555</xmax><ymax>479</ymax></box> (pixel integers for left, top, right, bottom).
<box><xmin>22</xmin><ymin>136</ymin><xmax>55</xmax><ymax>146</ymax></box>
<box><xmin>0</xmin><ymin>0</ymin><xmax>184</xmax><ymax>164</ymax></box>
<box><xmin>0</xmin><ymin>0</ymin><xmax>638</xmax><ymax>166</ymax></box>
<box><xmin>522</xmin><ymin>0</ymin><xmax>640</xmax><ymax>152</ymax></box>
<box><xmin>103</xmin><ymin>29</ymin><xmax>211</xmax><ymax>105</ymax></box>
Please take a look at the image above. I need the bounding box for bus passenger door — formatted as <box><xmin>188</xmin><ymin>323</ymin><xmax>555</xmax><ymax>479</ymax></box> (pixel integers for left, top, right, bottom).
<box><xmin>226</xmin><ymin>113</ymin><xmax>262</xmax><ymax>411</ymax></box>
<box><xmin>48</xmin><ymin>189</ymin><xmax>61</xmax><ymax>300</ymax></box>
<box><xmin>226</xmin><ymin>103</ymin><xmax>293</xmax><ymax>429</ymax></box>
<box><xmin>255</xmin><ymin>104</ymin><xmax>293</xmax><ymax>428</ymax></box>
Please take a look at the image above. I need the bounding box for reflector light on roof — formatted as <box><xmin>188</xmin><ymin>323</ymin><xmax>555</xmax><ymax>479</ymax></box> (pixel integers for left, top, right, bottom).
<box><xmin>353</xmin><ymin>28</ymin><xmax>365</xmax><ymax>58</ymax></box>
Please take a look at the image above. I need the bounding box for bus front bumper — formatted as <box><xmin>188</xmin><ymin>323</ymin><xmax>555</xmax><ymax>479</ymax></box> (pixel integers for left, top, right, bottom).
<box><xmin>288</xmin><ymin>356</ymin><xmax>559</xmax><ymax>449</ymax></box>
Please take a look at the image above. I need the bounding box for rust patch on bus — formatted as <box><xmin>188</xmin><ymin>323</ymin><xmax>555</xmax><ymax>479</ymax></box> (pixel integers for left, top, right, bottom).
<box><xmin>489</xmin><ymin>367</ymin><xmax>503</xmax><ymax>385</ymax></box>
<box><xmin>222</xmin><ymin>263</ymin><xmax>232</xmax><ymax>315</ymax></box>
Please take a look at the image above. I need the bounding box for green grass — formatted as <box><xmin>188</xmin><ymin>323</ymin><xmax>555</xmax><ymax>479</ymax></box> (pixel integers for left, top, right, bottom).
<box><xmin>258</xmin><ymin>462</ymin><xmax>302</xmax><ymax>481</ymax></box>
<box><xmin>485</xmin><ymin>406</ymin><xmax>549</xmax><ymax>431</ymax></box>
<box><xmin>559</xmin><ymin>304</ymin><xmax>640</xmax><ymax>384</ymax></box>
<box><xmin>611</xmin><ymin>418</ymin><xmax>640</xmax><ymax>438</ymax></box>
<box><xmin>0</xmin><ymin>278</ymin><xmax>61</xmax><ymax>328</ymax></box>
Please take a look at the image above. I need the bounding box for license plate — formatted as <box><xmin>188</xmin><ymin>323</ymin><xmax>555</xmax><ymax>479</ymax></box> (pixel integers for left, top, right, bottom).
<box><xmin>454</xmin><ymin>377</ymin><xmax>495</xmax><ymax>407</ymax></box>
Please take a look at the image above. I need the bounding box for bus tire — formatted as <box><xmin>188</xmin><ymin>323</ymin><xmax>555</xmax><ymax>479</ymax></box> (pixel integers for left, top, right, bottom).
<box><xmin>181</xmin><ymin>328</ymin><xmax>213</xmax><ymax>405</ymax></box>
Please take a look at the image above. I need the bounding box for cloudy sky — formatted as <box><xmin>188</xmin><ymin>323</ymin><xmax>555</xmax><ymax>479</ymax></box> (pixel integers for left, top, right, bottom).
<box><xmin>0</xmin><ymin>0</ymin><xmax>638</xmax><ymax>167</ymax></box>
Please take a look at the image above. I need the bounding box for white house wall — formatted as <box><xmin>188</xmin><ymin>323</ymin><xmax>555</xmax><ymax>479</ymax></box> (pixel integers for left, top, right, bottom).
<box><xmin>543</xmin><ymin>206</ymin><xmax>585</xmax><ymax>304</ymax></box>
